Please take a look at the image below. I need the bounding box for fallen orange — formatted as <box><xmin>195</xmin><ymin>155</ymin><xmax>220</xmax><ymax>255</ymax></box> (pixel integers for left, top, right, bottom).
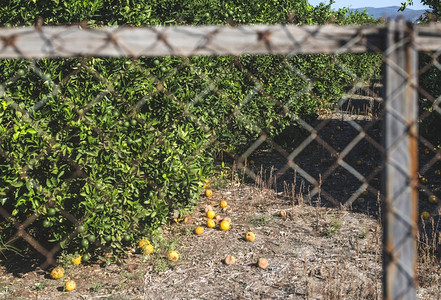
<box><xmin>138</xmin><ymin>238</ymin><xmax>150</xmax><ymax>248</ymax></box>
<box><xmin>245</xmin><ymin>232</ymin><xmax>255</xmax><ymax>242</ymax></box>
<box><xmin>421</xmin><ymin>211</ymin><xmax>430</xmax><ymax>220</ymax></box>
<box><xmin>428</xmin><ymin>195</ymin><xmax>438</xmax><ymax>204</ymax></box>
<box><xmin>206</xmin><ymin>210</ymin><xmax>215</xmax><ymax>219</ymax></box>
<box><xmin>220</xmin><ymin>220</ymin><xmax>230</xmax><ymax>231</ymax></box>
<box><xmin>142</xmin><ymin>244</ymin><xmax>154</xmax><ymax>255</ymax></box>
<box><xmin>72</xmin><ymin>255</ymin><xmax>82</xmax><ymax>265</ymax></box>
<box><xmin>168</xmin><ymin>250</ymin><xmax>179</xmax><ymax>262</ymax></box>
<box><xmin>207</xmin><ymin>219</ymin><xmax>216</xmax><ymax>228</ymax></box>
<box><xmin>195</xmin><ymin>226</ymin><xmax>204</xmax><ymax>235</ymax></box>
<box><xmin>65</xmin><ymin>280</ymin><xmax>76</xmax><ymax>291</ymax></box>
<box><xmin>50</xmin><ymin>266</ymin><xmax>65</xmax><ymax>279</ymax></box>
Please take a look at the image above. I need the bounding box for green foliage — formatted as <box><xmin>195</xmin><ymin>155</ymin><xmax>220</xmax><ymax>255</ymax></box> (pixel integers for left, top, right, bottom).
<box><xmin>325</xmin><ymin>216</ymin><xmax>342</xmax><ymax>237</ymax></box>
<box><xmin>0</xmin><ymin>0</ymin><xmax>379</xmax><ymax>26</ymax></box>
<box><xmin>418</xmin><ymin>53</ymin><xmax>441</xmax><ymax>148</ymax></box>
<box><xmin>0</xmin><ymin>57</ymin><xmax>211</xmax><ymax>257</ymax></box>
<box><xmin>90</xmin><ymin>283</ymin><xmax>102</xmax><ymax>292</ymax></box>
<box><xmin>400</xmin><ymin>3</ymin><xmax>441</xmax><ymax>149</ymax></box>
<box><xmin>400</xmin><ymin>0</ymin><xmax>439</xmax><ymax>21</ymax></box>
<box><xmin>0</xmin><ymin>0</ymin><xmax>383</xmax><ymax>259</ymax></box>
<box><xmin>34</xmin><ymin>281</ymin><xmax>48</xmax><ymax>291</ymax></box>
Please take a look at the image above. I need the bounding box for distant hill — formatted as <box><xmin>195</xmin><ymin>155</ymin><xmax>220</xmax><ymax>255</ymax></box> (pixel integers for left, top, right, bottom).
<box><xmin>350</xmin><ymin>6</ymin><xmax>428</xmax><ymax>22</ymax></box>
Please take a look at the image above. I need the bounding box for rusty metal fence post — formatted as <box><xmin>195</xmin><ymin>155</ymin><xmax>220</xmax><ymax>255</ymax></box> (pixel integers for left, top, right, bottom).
<box><xmin>383</xmin><ymin>19</ymin><xmax>418</xmax><ymax>300</ymax></box>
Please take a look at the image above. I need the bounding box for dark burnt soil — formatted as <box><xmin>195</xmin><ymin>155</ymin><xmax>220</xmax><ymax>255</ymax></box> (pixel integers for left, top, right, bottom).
<box><xmin>245</xmin><ymin>115</ymin><xmax>383</xmax><ymax>217</ymax></box>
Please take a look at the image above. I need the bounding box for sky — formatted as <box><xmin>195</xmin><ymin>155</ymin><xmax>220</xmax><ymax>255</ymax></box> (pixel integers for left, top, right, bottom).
<box><xmin>307</xmin><ymin>0</ymin><xmax>429</xmax><ymax>10</ymax></box>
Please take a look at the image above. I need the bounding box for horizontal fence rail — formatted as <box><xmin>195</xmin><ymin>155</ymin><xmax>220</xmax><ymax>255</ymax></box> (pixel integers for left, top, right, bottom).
<box><xmin>1</xmin><ymin>20</ymin><xmax>440</xmax><ymax>299</ymax></box>
<box><xmin>1</xmin><ymin>23</ymin><xmax>441</xmax><ymax>58</ymax></box>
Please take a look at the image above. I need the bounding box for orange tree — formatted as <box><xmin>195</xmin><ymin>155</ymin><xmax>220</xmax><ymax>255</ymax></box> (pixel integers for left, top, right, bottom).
<box><xmin>400</xmin><ymin>1</ymin><xmax>441</xmax><ymax>150</ymax></box>
<box><xmin>0</xmin><ymin>0</ymin><xmax>381</xmax><ymax>261</ymax></box>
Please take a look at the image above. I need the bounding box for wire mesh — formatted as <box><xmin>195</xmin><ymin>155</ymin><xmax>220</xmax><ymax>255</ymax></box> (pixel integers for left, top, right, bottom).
<box><xmin>1</xmin><ymin>21</ymin><xmax>441</xmax><ymax>298</ymax></box>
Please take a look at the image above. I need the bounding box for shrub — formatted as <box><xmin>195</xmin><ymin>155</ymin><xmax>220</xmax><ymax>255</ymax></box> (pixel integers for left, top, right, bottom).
<box><xmin>0</xmin><ymin>0</ymin><xmax>381</xmax><ymax>259</ymax></box>
<box><xmin>419</xmin><ymin>53</ymin><xmax>441</xmax><ymax>149</ymax></box>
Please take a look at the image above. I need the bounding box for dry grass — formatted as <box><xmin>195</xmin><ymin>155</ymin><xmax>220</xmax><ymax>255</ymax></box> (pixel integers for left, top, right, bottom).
<box><xmin>416</xmin><ymin>217</ymin><xmax>441</xmax><ymax>299</ymax></box>
<box><xmin>140</xmin><ymin>178</ymin><xmax>384</xmax><ymax>300</ymax></box>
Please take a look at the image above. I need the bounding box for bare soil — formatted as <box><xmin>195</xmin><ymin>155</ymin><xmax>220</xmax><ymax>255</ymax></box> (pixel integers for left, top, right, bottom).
<box><xmin>0</xmin><ymin>184</ymin><xmax>383</xmax><ymax>300</ymax></box>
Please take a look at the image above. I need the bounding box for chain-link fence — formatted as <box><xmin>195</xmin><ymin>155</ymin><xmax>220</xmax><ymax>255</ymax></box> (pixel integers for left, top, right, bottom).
<box><xmin>1</xmin><ymin>20</ymin><xmax>441</xmax><ymax>298</ymax></box>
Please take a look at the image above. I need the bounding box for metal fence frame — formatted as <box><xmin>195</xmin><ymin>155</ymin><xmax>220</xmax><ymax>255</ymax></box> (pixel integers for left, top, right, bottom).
<box><xmin>2</xmin><ymin>20</ymin><xmax>441</xmax><ymax>299</ymax></box>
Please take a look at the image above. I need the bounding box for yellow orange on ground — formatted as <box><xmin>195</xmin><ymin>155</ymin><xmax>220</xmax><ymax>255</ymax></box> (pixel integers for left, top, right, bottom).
<box><xmin>138</xmin><ymin>238</ymin><xmax>150</xmax><ymax>248</ymax></box>
<box><xmin>421</xmin><ymin>211</ymin><xmax>430</xmax><ymax>220</ymax></box>
<box><xmin>50</xmin><ymin>266</ymin><xmax>65</xmax><ymax>279</ymax></box>
<box><xmin>65</xmin><ymin>280</ymin><xmax>76</xmax><ymax>291</ymax></box>
<box><xmin>207</xmin><ymin>219</ymin><xmax>216</xmax><ymax>228</ymax></box>
<box><xmin>356</xmin><ymin>160</ymin><xmax>362</xmax><ymax>166</ymax></box>
<box><xmin>206</xmin><ymin>210</ymin><xmax>215</xmax><ymax>219</ymax></box>
<box><xmin>142</xmin><ymin>244</ymin><xmax>154</xmax><ymax>255</ymax></box>
<box><xmin>428</xmin><ymin>195</ymin><xmax>438</xmax><ymax>204</ymax></box>
<box><xmin>195</xmin><ymin>226</ymin><xmax>204</xmax><ymax>235</ymax></box>
<box><xmin>72</xmin><ymin>255</ymin><xmax>81</xmax><ymax>265</ymax></box>
<box><xmin>220</xmin><ymin>220</ymin><xmax>230</xmax><ymax>231</ymax></box>
<box><xmin>220</xmin><ymin>200</ymin><xmax>228</xmax><ymax>208</ymax></box>
<box><xmin>245</xmin><ymin>232</ymin><xmax>255</xmax><ymax>242</ymax></box>
<box><xmin>421</xmin><ymin>177</ymin><xmax>428</xmax><ymax>184</ymax></box>
<box><xmin>205</xmin><ymin>189</ymin><xmax>213</xmax><ymax>197</ymax></box>
<box><xmin>168</xmin><ymin>250</ymin><xmax>179</xmax><ymax>262</ymax></box>
<box><xmin>280</xmin><ymin>210</ymin><xmax>287</xmax><ymax>218</ymax></box>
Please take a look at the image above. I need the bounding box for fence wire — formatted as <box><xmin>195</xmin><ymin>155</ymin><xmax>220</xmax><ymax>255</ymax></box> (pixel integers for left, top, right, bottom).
<box><xmin>0</xmin><ymin>21</ymin><xmax>441</xmax><ymax>299</ymax></box>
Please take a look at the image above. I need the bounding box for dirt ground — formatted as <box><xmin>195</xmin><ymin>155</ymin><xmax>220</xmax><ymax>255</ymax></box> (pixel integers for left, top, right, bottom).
<box><xmin>0</xmin><ymin>184</ymin><xmax>384</xmax><ymax>300</ymax></box>
<box><xmin>1</xmin><ymin>99</ymin><xmax>441</xmax><ymax>299</ymax></box>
